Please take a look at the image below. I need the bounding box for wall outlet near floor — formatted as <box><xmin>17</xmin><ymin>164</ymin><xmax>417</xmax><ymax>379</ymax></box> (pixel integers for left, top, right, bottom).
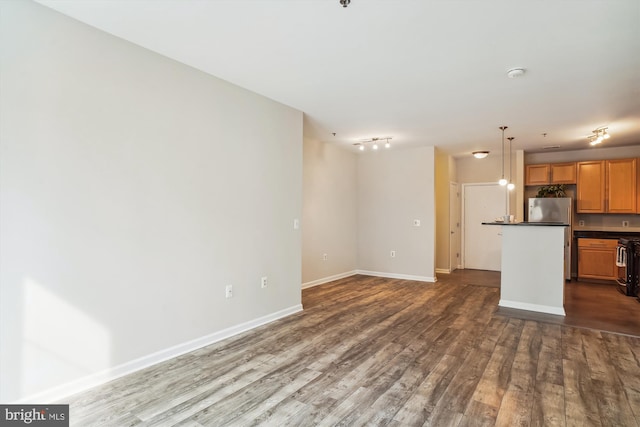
<box><xmin>261</xmin><ymin>276</ymin><xmax>268</xmax><ymax>288</ymax></box>
<box><xmin>578</xmin><ymin>220</ymin><xmax>585</xmax><ymax>227</ymax></box>
<box><xmin>225</xmin><ymin>285</ymin><xmax>233</xmax><ymax>298</ymax></box>
<box><xmin>622</xmin><ymin>220</ymin><xmax>630</xmax><ymax>227</ymax></box>
<box><xmin>390</xmin><ymin>250</ymin><xmax>396</xmax><ymax>258</ymax></box>
<box><xmin>323</xmin><ymin>253</ymin><xmax>328</xmax><ymax>261</ymax></box>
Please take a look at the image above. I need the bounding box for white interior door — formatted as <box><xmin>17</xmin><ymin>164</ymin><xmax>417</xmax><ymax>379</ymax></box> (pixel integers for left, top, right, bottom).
<box><xmin>450</xmin><ymin>182</ymin><xmax>461</xmax><ymax>272</ymax></box>
<box><xmin>463</xmin><ymin>183</ymin><xmax>508</xmax><ymax>271</ymax></box>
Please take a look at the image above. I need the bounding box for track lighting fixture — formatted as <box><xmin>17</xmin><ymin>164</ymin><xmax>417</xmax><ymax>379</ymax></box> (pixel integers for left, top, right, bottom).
<box><xmin>353</xmin><ymin>137</ymin><xmax>392</xmax><ymax>152</ymax></box>
<box><xmin>588</xmin><ymin>127</ymin><xmax>610</xmax><ymax>146</ymax></box>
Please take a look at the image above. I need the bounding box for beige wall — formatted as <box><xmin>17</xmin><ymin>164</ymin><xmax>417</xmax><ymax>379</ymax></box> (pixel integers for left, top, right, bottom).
<box><xmin>435</xmin><ymin>148</ymin><xmax>451</xmax><ymax>272</ymax></box>
<box><xmin>1</xmin><ymin>1</ymin><xmax>302</xmax><ymax>402</ymax></box>
<box><xmin>302</xmin><ymin>135</ymin><xmax>357</xmax><ymax>285</ymax></box>
<box><xmin>357</xmin><ymin>147</ymin><xmax>436</xmax><ymax>280</ymax></box>
<box><xmin>526</xmin><ymin>144</ymin><xmax>640</xmax><ymax>227</ymax></box>
<box><xmin>457</xmin><ymin>152</ymin><xmax>520</xmax><ymax>216</ymax></box>
<box><xmin>525</xmin><ymin>145</ymin><xmax>640</xmax><ymax>164</ymax></box>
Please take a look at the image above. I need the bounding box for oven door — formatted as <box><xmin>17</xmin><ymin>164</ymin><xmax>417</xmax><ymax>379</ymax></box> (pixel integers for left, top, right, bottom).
<box><xmin>617</xmin><ymin>239</ymin><xmax>635</xmax><ymax>295</ymax></box>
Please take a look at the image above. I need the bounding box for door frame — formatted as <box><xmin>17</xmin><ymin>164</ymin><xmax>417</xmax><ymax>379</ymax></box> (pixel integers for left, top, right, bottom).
<box><xmin>449</xmin><ymin>182</ymin><xmax>461</xmax><ymax>272</ymax></box>
<box><xmin>461</xmin><ymin>182</ymin><xmax>510</xmax><ymax>269</ymax></box>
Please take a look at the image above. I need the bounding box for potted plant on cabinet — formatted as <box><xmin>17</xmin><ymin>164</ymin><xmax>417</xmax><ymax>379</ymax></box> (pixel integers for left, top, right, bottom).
<box><xmin>535</xmin><ymin>184</ymin><xmax>567</xmax><ymax>198</ymax></box>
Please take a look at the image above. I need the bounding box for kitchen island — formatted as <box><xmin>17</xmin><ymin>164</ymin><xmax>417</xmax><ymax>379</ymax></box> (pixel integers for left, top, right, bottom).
<box><xmin>483</xmin><ymin>221</ymin><xmax>569</xmax><ymax>316</ymax></box>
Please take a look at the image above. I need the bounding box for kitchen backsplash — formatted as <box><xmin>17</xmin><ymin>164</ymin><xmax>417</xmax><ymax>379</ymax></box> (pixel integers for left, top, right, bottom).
<box><xmin>575</xmin><ymin>214</ymin><xmax>639</xmax><ymax>229</ymax></box>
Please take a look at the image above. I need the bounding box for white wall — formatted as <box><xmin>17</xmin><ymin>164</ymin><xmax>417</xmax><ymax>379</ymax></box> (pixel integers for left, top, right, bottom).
<box><xmin>302</xmin><ymin>135</ymin><xmax>357</xmax><ymax>286</ymax></box>
<box><xmin>0</xmin><ymin>1</ymin><xmax>302</xmax><ymax>402</ymax></box>
<box><xmin>357</xmin><ymin>147</ymin><xmax>436</xmax><ymax>281</ymax></box>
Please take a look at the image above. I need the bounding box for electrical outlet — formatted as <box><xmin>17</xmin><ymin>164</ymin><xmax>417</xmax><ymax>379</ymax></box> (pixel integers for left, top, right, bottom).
<box><xmin>293</xmin><ymin>218</ymin><xmax>300</xmax><ymax>229</ymax></box>
<box><xmin>323</xmin><ymin>253</ymin><xmax>328</xmax><ymax>261</ymax></box>
<box><xmin>413</xmin><ymin>219</ymin><xmax>421</xmax><ymax>227</ymax></box>
<box><xmin>225</xmin><ymin>285</ymin><xmax>233</xmax><ymax>298</ymax></box>
<box><xmin>261</xmin><ymin>276</ymin><xmax>268</xmax><ymax>288</ymax></box>
<box><xmin>390</xmin><ymin>250</ymin><xmax>396</xmax><ymax>258</ymax></box>
<box><xmin>578</xmin><ymin>220</ymin><xmax>585</xmax><ymax>227</ymax></box>
<box><xmin>622</xmin><ymin>220</ymin><xmax>630</xmax><ymax>227</ymax></box>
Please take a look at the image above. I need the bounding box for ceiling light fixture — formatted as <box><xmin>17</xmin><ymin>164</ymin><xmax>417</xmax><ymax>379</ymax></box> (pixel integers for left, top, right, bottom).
<box><xmin>498</xmin><ymin>126</ymin><xmax>508</xmax><ymax>186</ymax></box>
<box><xmin>339</xmin><ymin>0</ymin><xmax>350</xmax><ymax>7</ymax></box>
<box><xmin>472</xmin><ymin>151</ymin><xmax>489</xmax><ymax>159</ymax></box>
<box><xmin>353</xmin><ymin>137</ymin><xmax>392</xmax><ymax>152</ymax></box>
<box><xmin>507</xmin><ymin>137</ymin><xmax>515</xmax><ymax>191</ymax></box>
<box><xmin>588</xmin><ymin>127</ymin><xmax>610</xmax><ymax>146</ymax></box>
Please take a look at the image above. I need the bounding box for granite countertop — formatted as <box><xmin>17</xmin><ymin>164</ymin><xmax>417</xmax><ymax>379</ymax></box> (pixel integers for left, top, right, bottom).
<box><xmin>482</xmin><ymin>221</ymin><xmax>569</xmax><ymax>226</ymax></box>
<box><xmin>573</xmin><ymin>225</ymin><xmax>640</xmax><ymax>233</ymax></box>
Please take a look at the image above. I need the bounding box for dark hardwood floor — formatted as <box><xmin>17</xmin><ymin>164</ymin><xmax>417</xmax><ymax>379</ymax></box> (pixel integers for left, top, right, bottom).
<box><xmin>65</xmin><ymin>273</ymin><xmax>640</xmax><ymax>426</ymax></box>
<box><xmin>465</xmin><ymin>268</ymin><xmax>640</xmax><ymax>337</ymax></box>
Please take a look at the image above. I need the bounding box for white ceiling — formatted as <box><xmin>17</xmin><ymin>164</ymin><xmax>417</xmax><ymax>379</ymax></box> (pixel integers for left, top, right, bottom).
<box><xmin>37</xmin><ymin>0</ymin><xmax>640</xmax><ymax>157</ymax></box>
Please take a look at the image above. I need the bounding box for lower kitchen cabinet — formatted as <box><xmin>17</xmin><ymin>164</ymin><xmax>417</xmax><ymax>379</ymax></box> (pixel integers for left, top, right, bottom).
<box><xmin>577</xmin><ymin>238</ymin><xmax>618</xmax><ymax>281</ymax></box>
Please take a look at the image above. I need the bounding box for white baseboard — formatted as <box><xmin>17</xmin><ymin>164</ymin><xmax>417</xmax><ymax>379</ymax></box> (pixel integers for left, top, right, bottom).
<box><xmin>18</xmin><ymin>304</ymin><xmax>303</xmax><ymax>404</ymax></box>
<box><xmin>435</xmin><ymin>268</ymin><xmax>451</xmax><ymax>274</ymax></box>
<box><xmin>356</xmin><ymin>270</ymin><xmax>437</xmax><ymax>283</ymax></box>
<box><xmin>499</xmin><ymin>299</ymin><xmax>565</xmax><ymax>316</ymax></box>
<box><xmin>301</xmin><ymin>270</ymin><xmax>357</xmax><ymax>289</ymax></box>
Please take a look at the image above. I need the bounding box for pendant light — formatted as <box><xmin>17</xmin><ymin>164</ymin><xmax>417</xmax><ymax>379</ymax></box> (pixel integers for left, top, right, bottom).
<box><xmin>507</xmin><ymin>137</ymin><xmax>515</xmax><ymax>191</ymax></box>
<box><xmin>498</xmin><ymin>126</ymin><xmax>508</xmax><ymax>186</ymax></box>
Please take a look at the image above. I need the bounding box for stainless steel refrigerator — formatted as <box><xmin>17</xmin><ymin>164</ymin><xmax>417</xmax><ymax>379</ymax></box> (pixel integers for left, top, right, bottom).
<box><xmin>528</xmin><ymin>197</ymin><xmax>572</xmax><ymax>280</ymax></box>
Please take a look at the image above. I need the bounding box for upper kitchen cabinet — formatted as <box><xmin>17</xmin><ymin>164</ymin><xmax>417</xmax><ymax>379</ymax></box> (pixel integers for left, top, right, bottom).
<box><xmin>637</xmin><ymin>158</ymin><xmax>640</xmax><ymax>213</ymax></box>
<box><xmin>576</xmin><ymin>158</ymin><xmax>637</xmax><ymax>213</ymax></box>
<box><xmin>607</xmin><ymin>158</ymin><xmax>636</xmax><ymax>213</ymax></box>
<box><xmin>525</xmin><ymin>164</ymin><xmax>550</xmax><ymax>185</ymax></box>
<box><xmin>525</xmin><ymin>162</ymin><xmax>576</xmax><ymax>185</ymax></box>
<box><xmin>550</xmin><ymin>163</ymin><xmax>577</xmax><ymax>184</ymax></box>
<box><xmin>577</xmin><ymin>161</ymin><xmax>606</xmax><ymax>213</ymax></box>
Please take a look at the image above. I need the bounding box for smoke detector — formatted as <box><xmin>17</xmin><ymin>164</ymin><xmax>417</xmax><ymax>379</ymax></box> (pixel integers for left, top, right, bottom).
<box><xmin>506</xmin><ymin>68</ymin><xmax>526</xmax><ymax>78</ymax></box>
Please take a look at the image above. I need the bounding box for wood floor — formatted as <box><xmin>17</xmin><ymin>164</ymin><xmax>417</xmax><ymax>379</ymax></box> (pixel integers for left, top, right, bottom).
<box><xmin>65</xmin><ymin>274</ymin><xmax>640</xmax><ymax>426</ymax></box>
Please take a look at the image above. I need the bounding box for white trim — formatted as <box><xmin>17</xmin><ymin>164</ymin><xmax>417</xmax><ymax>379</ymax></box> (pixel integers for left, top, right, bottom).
<box><xmin>17</xmin><ymin>304</ymin><xmax>303</xmax><ymax>404</ymax></box>
<box><xmin>435</xmin><ymin>268</ymin><xmax>451</xmax><ymax>274</ymax></box>
<box><xmin>499</xmin><ymin>299</ymin><xmax>566</xmax><ymax>316</ymax></box>
<box><xmin>301</xmin><ymin>270</ymin><xmax>357</xmax><ymax>289</ymax></box>
<box><xmin>356</xmin><ymin>270</ymin><xmax>437</xmax><ymax>283</ymax></box>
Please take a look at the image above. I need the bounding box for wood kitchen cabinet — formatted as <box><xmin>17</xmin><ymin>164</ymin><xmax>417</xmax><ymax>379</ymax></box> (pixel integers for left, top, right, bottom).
<box><xmin>550</xmin><ymin>162</ymin><xmax>577</xmax><ymax>184</ymax></box>
<box><xmin>525</xmin><ymin>164</ymin><xmax>550</xmax><ymax>185</ymax></box>
<box><xmin>637</xmin><ymin>157</ymin><xmax>640</xmax><ymax>213</ymax></box>
<box><xmin>607</xmin><ymin>158</ymin><xmax>636</xmax><ymax>213</ymax></box>
<box><xmin>577</xmin><ymin>161</ymin><xmax>606</xmax><ymax>213</ymax></box>
<box><xmin>525</xmin><ymin>162</ymin><xmax>576</xmax><ymax>185</ymax></box>
<box><xmin>576</xmin><ymin>158</ymin><xmax>636</xmax><ymax>213</ymax></box>
<box><xmin>577</xmin><ymin>238</ymin><xmax>618</xmax><ymax>281</ymax></box>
